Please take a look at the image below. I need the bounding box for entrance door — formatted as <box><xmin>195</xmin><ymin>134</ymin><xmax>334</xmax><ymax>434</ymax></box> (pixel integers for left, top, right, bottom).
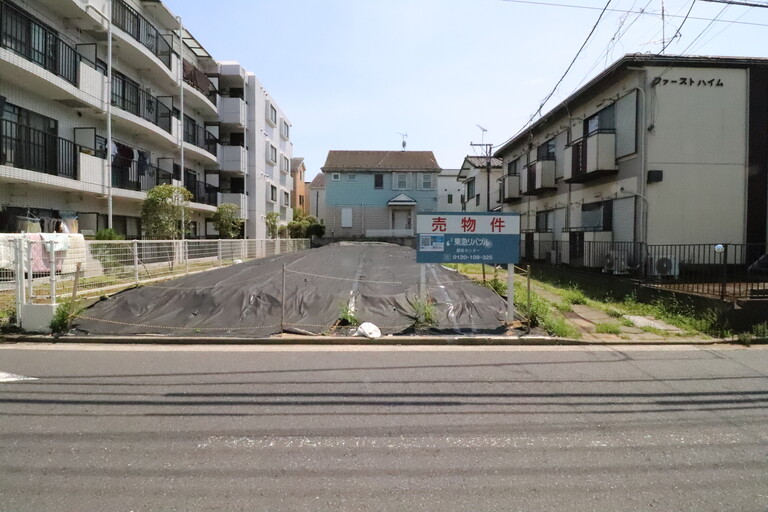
<box><xmin>392</xmin><ymin>209</ymin><xmax>412</xmax><ymax>232</ymax></box>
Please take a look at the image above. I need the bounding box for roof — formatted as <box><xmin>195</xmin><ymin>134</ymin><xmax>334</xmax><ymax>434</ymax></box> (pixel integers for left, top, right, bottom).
<box><xmin>462</xmin><ymin>156</ymin><xmax>502</xmax><ymax>169</ymax></box>
<box><xmin>387</xmin><ymin>193</ymin><xmax>417</xmax><ymax>206</ymax></box>
<box><xmin>494</xmin><ymin>53</ymin><xmax>768</xmax><ymax>157</ymax></box>
<box><xmin>290</xmin><ymin>157</ymin><xmax>305</xmax><ymax>172</ymax></box>
<box><xmin>309</xmin><ymin>173</ymin><xmax>325</xmax><ymax>189</ymax></box>
<box><xmin>322</xmin><ymin>151</ymin><xmax>441</xmax><ymax>172</ymax></box>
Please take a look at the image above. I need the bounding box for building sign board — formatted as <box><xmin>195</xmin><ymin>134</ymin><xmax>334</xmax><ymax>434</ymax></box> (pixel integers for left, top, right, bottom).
<box><xmin>416</xmin><ymin>212</ymin><xmax>520</xmax><ymax>264</ymax></box>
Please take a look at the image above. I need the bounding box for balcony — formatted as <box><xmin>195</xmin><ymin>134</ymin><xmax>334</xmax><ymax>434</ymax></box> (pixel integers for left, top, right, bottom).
<box><xmin>218</xmin><ymin>97</ymin><xmax>247</xmax><ymax>128</ymax></box>
<box><xmin>111</xmin><ymin>160</ymin><xmax>172</xmax><ymax>192</ymax></box>
<box><xmin>112</xmin><ymin>0</ymin><xmax>173</xmax><ymax>71</ymax></box>
<box><xmin>183</xmin><ymin>60</ymin><xmax>219</xmax><ymax>119</ymax></box>
<box><xmin>219</xmin><ymin>144</ymin><xmax>247</xmax><ymax>174</ymax></box>
<box><xmin>184</xmin><ymin>171</ymin><xmax>219</xmax><ymax>206</ymax></box>
<box><xmin>183</xmin><ymin>121</ymin><xmax>219</xmax><ymax>165</ymax></box>
<box><xmin>523</xmin><ymin>160</ymin><xmax>556</xmax><ymax>195</ymax></box>
<box><xmin>112</xmin><ymin>84</ymin><xmax>173</xmax><ymax>135</ymax></box>
<box><xmin>0</xmin><ymin>119</ymin><xmax>78</xmax><ymax>180</ymax></box>
<box><xmin>502</xmin><ymin>174</ymin><xmax>521</xmax><ymax>202</ymax></box>
<box><xmin>0</xmin><ymin>1</ymin><xmax>81</xmax><ymax>86</ymax></box>
<box><xmin>564</xmin><ymin>131</ymin><xmax>618</xmax><ymax>183</ymax></box>
<box><xmin>220</xmin><ymin>193</ymin><xmax>247</xmax><ymax>219</ymax></box>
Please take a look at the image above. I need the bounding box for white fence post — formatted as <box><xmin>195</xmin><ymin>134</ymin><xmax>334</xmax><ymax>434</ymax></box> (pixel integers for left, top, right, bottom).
<box><xmin>48</xmin><ymin>240</ymin><xmax>56</xmax><ymax>305</ymax></box>
<box><xmin>133</xmin><ymin>240</ymin><xmax>139</xmax><ymax>284</ymax></box>
<box><xmin>14</xmin><ymin>239</ymin><xmax>24</xmax><ymax>327</ymax></box>
<box><xmin>185</xmin><ymin>240</ymin><xmax>189</xmax><ymax>273</ymax></box>
<box><xmin>218</xmin><ymin>239</ymin><xmax>222</xmax><ymax>265</ymax></box>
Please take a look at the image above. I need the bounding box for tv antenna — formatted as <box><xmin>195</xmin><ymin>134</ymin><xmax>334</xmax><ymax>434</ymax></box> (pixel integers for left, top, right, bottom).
<box><xmin>476</xmin><ymin>124</ymin><xmax>487</xmax><ymax>144</ymax></box>
<box><xmin>397</xmin><ymin>132</ymin><xmax>408</xmax><ymax>150</ymax></box>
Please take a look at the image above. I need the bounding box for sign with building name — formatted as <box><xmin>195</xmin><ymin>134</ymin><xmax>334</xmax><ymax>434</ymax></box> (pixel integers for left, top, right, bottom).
<box><xmin>416</xmin><ymin>212</ymin><xmax>520</xmax><ymax>264</ymax></box>
<box><xmin>651</xmin><ymin>76</ymin><xmax>724</xmax><ymax>88</ymax></box>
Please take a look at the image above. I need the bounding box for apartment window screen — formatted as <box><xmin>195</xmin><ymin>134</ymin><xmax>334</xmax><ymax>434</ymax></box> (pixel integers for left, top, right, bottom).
<box><xmin>581</xmin><ymin>201</ymin><xmax>613</xmax><ymax>231</ymax></box>
<box><xmin>374</xmin><ymin>174</ymin><xmax>383</xmax><ymax>189</ymax></box>
<box><xmin>341</xmin><ymin>207</ymin><xmax>353</xmax><ymax>228</ymax></box>
<box><xmin>585</xmin><ymin>104</ymin><xmax>616</xmax><ymax>136</ymax></box>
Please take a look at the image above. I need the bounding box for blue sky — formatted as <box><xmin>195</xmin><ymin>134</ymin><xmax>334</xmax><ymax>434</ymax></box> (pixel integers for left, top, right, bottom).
<box><xmin>163</xmin><ymin>0</ymin><xmax>768</xmax><ymax>180</ymax></box>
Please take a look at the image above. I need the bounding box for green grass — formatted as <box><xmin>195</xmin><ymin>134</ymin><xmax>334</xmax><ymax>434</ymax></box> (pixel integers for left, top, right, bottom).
<box><xmin>595</xmin><ymin>322</ymin><xmax>622</xmax><ymax>335</ymax></box>
<box><xmin>561</xmin><ymin>286</ymin><xmax>588</xmax><ymax>305</ymax></box>
<box><xmin>513</xmin><ymin>281</ymin><xmax>581</xmax><ymax>339</ymax></box>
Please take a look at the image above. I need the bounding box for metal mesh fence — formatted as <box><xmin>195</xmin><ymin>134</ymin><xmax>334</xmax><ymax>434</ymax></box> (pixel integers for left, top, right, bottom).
<box><xmin>1</xmin><ymin>238</ymin><xmax>309</xmax><ymax>310</ymax></box>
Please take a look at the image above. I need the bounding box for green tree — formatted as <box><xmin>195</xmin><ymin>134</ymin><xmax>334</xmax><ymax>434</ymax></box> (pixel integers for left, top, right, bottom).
<box><xmin>212</xmin><ymin>203</ymin><xmax>243</xmax><ymax>239</ymax></box>
<box><xmin>141</xmin><ymin>185</ymin><xmax>192</xmax><ymax>239</ymax></box>
<box><xmin>265</xmin><ymin>211</ymin><xmax>280</xmax><ymax>239</ymax></box>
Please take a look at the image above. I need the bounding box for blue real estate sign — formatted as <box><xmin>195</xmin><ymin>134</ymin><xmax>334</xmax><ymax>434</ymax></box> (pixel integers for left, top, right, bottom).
<box><xmin>416</xmin><ymin>212</ymin><xmax>520</xmax><ymax>264</ymax></box>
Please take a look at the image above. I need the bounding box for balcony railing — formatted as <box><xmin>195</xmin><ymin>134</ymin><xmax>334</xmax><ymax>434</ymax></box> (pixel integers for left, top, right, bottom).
<box><xmin>0</xmin><ymin>1</ymin><xmax>80</xmax><ymax>85</ymax></box>
<box><xmin>183</xmin><ymin>120</ymin><xmax>218</xmax><ymax>156</ymax></box>
<box><xmin>112</xmin><ymin>80</ymin><xmax>173</xmax><ymax>134</ymax></box>
<box><xmin>183</xmin><ymin>59</ymin><xmax>218</xmax><ymax>104</ymax></box>
<box><xmin>112</xmin><ymin>0</ymin><xmax>172</xmax><ymax>69</ymax></box>
<box><xmin>1</xmin><ymin>119</ymin><xmax>77</xmax><ymax>179</ymax></box>
<box><xmin>184</xmin><ymin>171</ymin><xmax>218</xmax><ymax>206</ymax></box>
<box><xmin>111</xmin><ymin>159</ymin><xmax>173</xmax><ymax>192</ymax></box>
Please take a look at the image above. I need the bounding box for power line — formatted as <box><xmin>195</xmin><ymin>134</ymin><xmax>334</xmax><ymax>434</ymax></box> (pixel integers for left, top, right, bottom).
<box><xmin>497</xmin><ymin>0</ymin><xmax>768</xmax><ymax>27</ymax></box>
<box><xmin>496</xmin><ymin>0</ymin><xmax>613</xmax><ymax>149</ymax></box>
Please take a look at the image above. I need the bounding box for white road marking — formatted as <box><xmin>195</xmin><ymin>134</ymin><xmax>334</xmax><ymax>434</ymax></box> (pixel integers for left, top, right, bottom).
<box><xmin>0</xmin><ymin>371</ymin><xmax>37</xmax><ymax>383</ymax></box>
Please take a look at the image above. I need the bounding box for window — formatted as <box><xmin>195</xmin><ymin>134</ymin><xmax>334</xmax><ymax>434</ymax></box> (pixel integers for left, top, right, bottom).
<box><xmin>537</xmin><ymin>139</ymin><xmax>555</xmax><ymax>161</ymax></box>
<box><xmin>466</xmin><ymin>178</ymin><xmax>475</xmax><ymax>199</ymax></box>
<box><xmin>374</xmin><ymin>174</ymin><xmax>383</xmax><ymax>189</ymax></box>
<box><xmin>266</xmin><ymin>102</ymin><xmax>277</xmax><ymax>125</ymax></box>
<box><xmin>536</xmin><ymin>210</ymin><xmax>554</xmax><ymax>232</ymax></box>
<box><xmin>331</xmin><ymin>173</ymin><xmax>340</xmax><ymax>181</ymax></box>
<box><xmin>281</xmin><ymin>156</ymin><xmax>289</xmax><ymax>173</ymax></box>
<box><xmin>419</xmin><ymin>173</ymin><xmax>435</xmax><ymax>190</ymax></box>
<box><xmin>283</xmin><ymin>191</ymin><xmax>290</xmax><ymax>206</ymax></box>
<box><xmin>347</xmin><ymin>173</ymin><xmax>356</xmax><ymax>181</ymax></box>
<box><xmin>266</xmin><ymin>144</ymin><xmax>277</xmax><ymax>164</ymax></box>
<box><xmin>281</xmin><ymin>120</ymin><xmax>290</xmax><ymax>140</ymax></box>
<box><xmin>507</xmin><ymin>159</ymin><xmax>519</xmax><ymax>176</ymax></box>
<box><xmin>585</xmin><ymin>104</ymin><xmax>616</xmax><ymax>136</ymax></box>
<box><xmin>581</xmin><ymin>201</ymin><xmax>613</xmax><ymax>231</ymax></box>
<box><xmin>270</xmin><ymin>185</ymin><xmax>277</xmax><ymax>202</ymax></box>
<box><xmin>112</xmin><ymin>70</ymin><xmax>140</xmax><ymax>115</ymax></box>
<box><xmin>447</xmin><ymin>194</ymin><xmax>453</xmax><ymax>204</ymax></box>
<box><xmin>393</xmin><ymin>173</ymin><xmax>409</xmax><ymax>190</ymax></box>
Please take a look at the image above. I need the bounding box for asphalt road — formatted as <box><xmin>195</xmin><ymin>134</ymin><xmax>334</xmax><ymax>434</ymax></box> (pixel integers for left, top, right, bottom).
<box><xmin>1</xmin><ymin>343</ymin><xmax>767</xmax><ymax>512</ymax></box>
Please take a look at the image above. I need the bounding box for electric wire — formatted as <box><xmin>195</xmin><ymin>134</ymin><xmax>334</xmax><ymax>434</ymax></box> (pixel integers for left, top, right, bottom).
<box><xmin>495</xmin><ymin>0</ymin><xmax>614</xmax><ymax>150</ymax></box>
<box><xmin>660</xmin><ymin>0</ymin><xmax>698</xmax><ymax>53</ymax></box>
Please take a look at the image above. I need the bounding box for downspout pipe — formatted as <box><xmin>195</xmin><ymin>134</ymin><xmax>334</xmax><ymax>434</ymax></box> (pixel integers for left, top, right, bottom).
<box><xmin>177</xmin><ymin>15</ymin><xmax>185</xmax><ymax>241</ymax></box>
<box><xmin>627</xmin><ymin>67</ymin><xmax>648</xmax><ymax>249</ymax></box>
<box><xmin>86</xmin><ymin>3</ymin><xmax>112</xmax><ymax>230</ymax></box>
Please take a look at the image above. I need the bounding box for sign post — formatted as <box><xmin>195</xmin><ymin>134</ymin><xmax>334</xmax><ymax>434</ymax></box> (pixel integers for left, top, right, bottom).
<box><xmin>416</xmin><ymin>212</ymin><xmax>520</xmax><ymax>323</ymax></box>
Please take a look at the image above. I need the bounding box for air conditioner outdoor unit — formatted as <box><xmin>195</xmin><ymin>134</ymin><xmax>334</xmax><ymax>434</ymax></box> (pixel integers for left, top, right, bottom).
<box><xmin>603</xmin><ymin>251</ymin><xmax>629</xmax><ymax>274</ymax></box>
<box><xmin>647</xmin><ymin>256</ymin><xmax>680</xmax><ymax>278</ymax></box>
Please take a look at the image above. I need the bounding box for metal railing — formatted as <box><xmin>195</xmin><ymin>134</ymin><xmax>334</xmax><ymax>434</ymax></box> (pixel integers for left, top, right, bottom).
<box><xmin>112</xmin><ymin>0</ymin><xmax>172</xmax><ymax>69</ymax></box>
<box><xmin>518</xmin><ymin>239</ymin><xmax>768</xmax><ymax>301</ymax></box>
<box><xmin>183</xmin><ymin>120</ymin><xmax>218</xmax><ymax>156</ymax></box>
<box><xmin>112</xmin><ymin>80</ymin><xmax>173</xmax><ymax>134</ymax></box>
<box><xmin>184</xmin><ymin>171</ymin><xmax>219</xmax><ymax>206</ymax></box>
<box><xmin>0</xmin><ymin>0</ymin><xmax>79</xmax><ymax>84</ymax></box>
<box><xmin>111</xmin><ymin>160</ymin><xmax>173</xmax><ymax>192</ymax></box>
<box><xmin>1</xmin><ymin>119</ymin><xmax>78</xmax><ymax>179</ymax></box>
<box><xmin>0</xmin><ymin>238</ymin><xmax>310</xmax><ymax>318</ymax></box>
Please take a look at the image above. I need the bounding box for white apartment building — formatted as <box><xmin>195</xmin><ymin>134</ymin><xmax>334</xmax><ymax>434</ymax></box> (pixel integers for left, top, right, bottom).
<box><xmin>0</xmin><ymin>0</ymin><xmax>292</xmax><ymax>239</ymax></box>
<box><xmin>436</xmin><ymin>168</ymin><xmax>462</xmax><ymax>212</ymax></box>
<box><xmin>495</xmin><ymin>54</ymin><xmax>768</xmax><ymax>270</ymax></box>
<box><xmin>456</xmin><ymin>156</ymin><xmax>502</xmax><ymax>212</ymax></box>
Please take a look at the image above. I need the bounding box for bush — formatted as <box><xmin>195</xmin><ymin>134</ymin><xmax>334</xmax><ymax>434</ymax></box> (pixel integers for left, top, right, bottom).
<box><xmin>91</xmin><ymin>229</ymin><xmax>125</xmax><ymax>275</ymax></box>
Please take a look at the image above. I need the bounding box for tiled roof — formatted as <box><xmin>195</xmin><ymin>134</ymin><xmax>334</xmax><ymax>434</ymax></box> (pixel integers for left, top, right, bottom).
<box><xmin>322</xmin><ymin>150</ymin><xmax>441</xmax><ymax>171</ymax></box>
<box><xmin>290</xmin><ymin>157</ymin><xmax>305</xmax><ymax>171</ymax></box>
<box><xmin>309</xmin><ymin>173</ymin><xmax>325</xmax><ymax>188</ymax></box>
<box><xmin>464</xmin><ymin>156</ymin><xmax>503</xmax><ymax>169</ymax></box>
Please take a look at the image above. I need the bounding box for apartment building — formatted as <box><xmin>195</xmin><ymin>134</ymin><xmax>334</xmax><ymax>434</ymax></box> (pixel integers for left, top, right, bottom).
<box><xmin>495</xmin><ymin>54</ymin><xmax>768</xmax><ymax>270</ymax></box>
<box><xmin>436</xmin><ymin>168</ymin><xmax>462</xmax><ymax>212</ymax></box>
<box><xmin>0</xmin><ymin>0</ymin><xmax>293</xmax><ymax>239</ymax></box>
<box><xmin>457</xmin><ymin>156</ymin><xmax>503</xmax><ymax>212</ymax></box>
<box><xmin>290</xmin><ymin>157</ymin><xmax>307</xmax><ymax>216</ymax></box>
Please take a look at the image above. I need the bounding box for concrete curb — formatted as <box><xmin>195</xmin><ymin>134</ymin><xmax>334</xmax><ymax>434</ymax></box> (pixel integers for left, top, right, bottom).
<box><xmin>0</xmin><ymin>334</ymin><xmax>730</xmax><ymax>346</ymax></box>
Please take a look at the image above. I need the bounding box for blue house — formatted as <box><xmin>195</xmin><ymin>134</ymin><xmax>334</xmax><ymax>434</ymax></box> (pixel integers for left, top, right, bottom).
<box><xmin>321</xmin><ymin>151</ymin><xmax>442</xmax><ymax>237</ymax></box>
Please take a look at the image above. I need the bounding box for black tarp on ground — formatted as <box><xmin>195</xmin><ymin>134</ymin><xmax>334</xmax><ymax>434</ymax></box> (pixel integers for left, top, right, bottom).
<box><xmin>74</xmin><ymin>242</ymin><xmax>508</xmax><ymax>337</ymax></box>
